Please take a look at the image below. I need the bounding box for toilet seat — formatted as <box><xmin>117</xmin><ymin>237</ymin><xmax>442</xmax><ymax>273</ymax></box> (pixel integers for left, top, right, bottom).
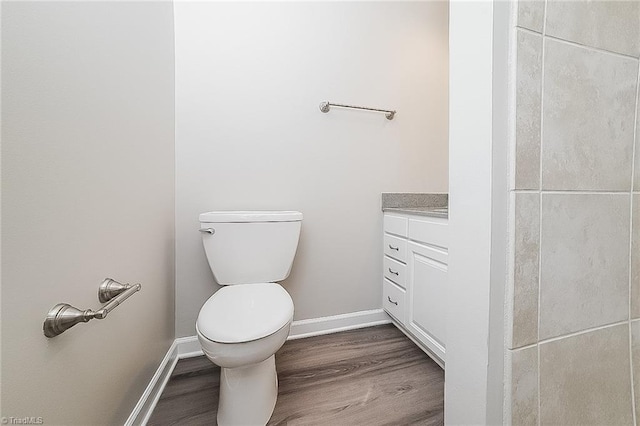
<box><xmin>197</xmin><ymin>283</ymin><xmax>294</xmax><ymax>344</ymax></box>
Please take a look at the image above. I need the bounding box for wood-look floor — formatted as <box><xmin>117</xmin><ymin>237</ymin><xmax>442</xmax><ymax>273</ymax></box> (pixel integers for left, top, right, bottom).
<box><xmin>148</xmin><ymin>324</ymin><xmax>444</xmax><ymax>426</ymax></box>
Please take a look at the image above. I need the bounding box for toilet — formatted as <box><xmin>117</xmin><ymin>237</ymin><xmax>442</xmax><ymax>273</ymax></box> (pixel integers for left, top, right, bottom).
<box><xmin>195</xmin><ymin>210</ymin><xmax>302</xmax><ymax>426</ymax></box>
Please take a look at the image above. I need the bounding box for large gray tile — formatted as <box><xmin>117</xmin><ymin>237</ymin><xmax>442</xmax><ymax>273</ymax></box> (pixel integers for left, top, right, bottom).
<box><xmin>541</xmin><ymin>39</ymin><xmax>637</xmax><ymax>191</ymax></box>
<box><xmin>540</xmin><ymin>194</ymin><xmax>629</xmax><ymax>339</ymax></box>
<box><xmin>546</xmin><ymin>0</ymin><xmax>640</xmax><ymax>57</ymax></box>
<box><xmin>510</xmin><ymin>192</ymin><xmax>539</xmax><ymax>348</ymax></box>
<box><xmin>514</xmin><ymin>30</ymin><xmax>542</xmax><ymax>190</ymax></box>
<box><xmin>540</xmin><ymin>324</ymin><xmax>633</xmax><ymax>425</ymax></box>
<box><xmin>516</xmin><ymin>0</ymin><xmax>544</xmax><ymax>33</ymax></box>
<box><xmin>631</xmin><ymin>320</ymin><xmax>640</xmax><ymax>419</ymax></box>
<box><xmin>633</xmin><ymin>196</ymin><xmax>640</xmax><ymax>319</ymax></box>
<box><xmin>509</xmin><ymin>346</ymin><xmax>538</xmax><ymax>426</ymax></box>
<box><xmin>632</xmin><ymin>320</ymin><xmax>640</xmax><ymax>419</ymax></box>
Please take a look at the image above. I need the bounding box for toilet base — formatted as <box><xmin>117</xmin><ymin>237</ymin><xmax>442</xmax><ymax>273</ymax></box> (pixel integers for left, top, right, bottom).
<box><xmin>217</xmin><ymin>355</ymin><xmax>278</xmax><ymax>426</ymax></box>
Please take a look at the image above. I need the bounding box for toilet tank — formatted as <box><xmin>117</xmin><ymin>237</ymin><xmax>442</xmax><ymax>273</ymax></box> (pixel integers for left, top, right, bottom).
<box><xmin>199</xmin><ymin>211</ymin><xmax>302</xmax><ymax>285</ymax></box>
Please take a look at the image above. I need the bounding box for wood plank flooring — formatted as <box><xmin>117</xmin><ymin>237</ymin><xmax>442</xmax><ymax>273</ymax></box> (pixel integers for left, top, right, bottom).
<box><xmin>148</xmin><ymin>324</ymin><xmax>444</xmax><ymax>426</ymax></box>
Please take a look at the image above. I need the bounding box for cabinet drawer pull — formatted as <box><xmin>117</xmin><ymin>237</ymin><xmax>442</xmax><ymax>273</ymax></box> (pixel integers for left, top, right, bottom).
<box><xmin>388</xmin><ymin>245</ymin><xmax>399</xmax><ymax>251</ymax></box>
<box><xmin>388</xmin><ymin>268</ymin><xmax>399</xmax><ymax>276</ymax></box>
<box><xmin>387</xmin><ymin>296</ymin><xmax>398</xmax><ymax>306</ymax></box>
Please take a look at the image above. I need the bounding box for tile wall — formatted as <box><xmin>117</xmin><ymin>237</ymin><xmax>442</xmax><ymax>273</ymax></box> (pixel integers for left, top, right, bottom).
<box><xmin>507</xmin><ymin>1</ymin><xmax>640</xmax><ymax>424</ymax></box>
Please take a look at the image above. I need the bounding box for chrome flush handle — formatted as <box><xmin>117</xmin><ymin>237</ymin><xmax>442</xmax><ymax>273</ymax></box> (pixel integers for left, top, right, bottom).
<box><xmin>199</xmin><ymin>228</ymin><xmax>215</xmax><ymax>235</ymax></box>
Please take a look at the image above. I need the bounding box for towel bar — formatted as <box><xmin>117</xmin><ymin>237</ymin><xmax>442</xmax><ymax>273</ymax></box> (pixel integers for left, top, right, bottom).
<box><xmin>319</xmin><ymin>101</ymin><xmax>396</xmax><ymax>120</ymax></box>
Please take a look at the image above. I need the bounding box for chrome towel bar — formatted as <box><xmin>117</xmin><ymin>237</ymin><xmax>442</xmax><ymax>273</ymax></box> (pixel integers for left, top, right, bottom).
<box><xmin>43</xmin><ymin>278</ymin><xmax>141</xmax><ymax>338</ymax></box>
<box><xmin>319</xmin><ymin>101</ymin><xmax>396</xmax><ymax>120</ymax></box>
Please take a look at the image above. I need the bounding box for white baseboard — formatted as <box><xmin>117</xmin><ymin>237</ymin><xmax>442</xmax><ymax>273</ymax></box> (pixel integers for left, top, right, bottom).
<box><xmin>125</xmin><ymin>340</ymin><xmax>179</xmax><ymax>426</ymax></box>
<box><xmin>175</xmin><ymin>335</ymin><xmax>203</xmax><ymax>359</ymax></box>
<box><xmin>127</xmin><ymin>309</ymin><xmax>391</xmax><ymax>425</ymax></box>
<box><xmin>288</xmin><ymin>309</ymin><xmax>391</xmax><ymax>340</ymax></box>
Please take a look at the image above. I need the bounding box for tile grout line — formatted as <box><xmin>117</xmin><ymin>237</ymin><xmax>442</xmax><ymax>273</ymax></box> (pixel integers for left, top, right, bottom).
<box><xmin>537</xmin><ymin>2</ymin><xmax>548</xmax><ymax>425</ymax></box>
<box><xmin>512</xmin><ymin>23</ymin><xmax>640</xmax><ymax>64</ymax></box>
<box><xmin>511</xmin><ymin>318</ymin><xmax>639</xmax><ymax>351</ymax></box>
<box><xmin>511</xmin><ymin>189</ymin><xmax>640</xmax><ymax>194</ymax></box>
<box><xmin>515</xmin><ymin>26</ymin><xmax>542</xmax><ymax>37</ymax></box>
<box><xmin>538</xmin><ymin>320</ymin><xmax>629</xmax><ymax>345</ymax></box>
<box><xmin>537</xmin><ymin>190</ymin><xmax>630</xmax><ymax>195</ymax></box>
<box><xmin>511</xmin><ymin>320</ymin><xmax>635</xmax><ymax>350</ymax></box>
<box><xmin>510</xmin><ymin>189</ymin><xmax>539</xmax><ymax>194</ymax></box>
<box><xmin>543</xmin><ymin>33</ymin><xmax>640</xmax><ymax>63</ymax></box>
<box><xmin>628</xmin><ymin>58</ymin><xmax>639</xmax><ymax>426</ymax></box>
<box><xmin>509</xmin><ymin>342</ymin><xmax>538</xmax><ymax>352</ymax></box>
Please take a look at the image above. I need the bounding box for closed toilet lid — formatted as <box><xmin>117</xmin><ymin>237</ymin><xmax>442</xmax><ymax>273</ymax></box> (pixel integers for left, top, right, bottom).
<box><xmin>197</xmin><ymin>283</ymin><xmax>294</xmax><ymax>344</ymax></box>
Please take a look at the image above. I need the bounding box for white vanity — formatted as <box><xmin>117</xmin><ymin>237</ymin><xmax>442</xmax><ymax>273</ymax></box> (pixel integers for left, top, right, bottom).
<box><xmin>382</xmin><ymin>208</ymin><xmax>448</xmax><ymax>367</ymax></box>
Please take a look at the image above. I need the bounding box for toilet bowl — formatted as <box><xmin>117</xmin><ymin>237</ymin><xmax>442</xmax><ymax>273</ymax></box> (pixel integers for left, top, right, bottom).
<box><xmin>196</xmin><ymin>283</ymin><xmax>294</xmax><ymax>425</ymax></box>
<box><xmin>196</xmin><ymin>210</ymin><xmax>302</xmax><ymax>426</ymax></box>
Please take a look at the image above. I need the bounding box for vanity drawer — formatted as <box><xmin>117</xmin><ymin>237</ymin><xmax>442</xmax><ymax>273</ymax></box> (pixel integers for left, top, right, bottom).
<box><xmin>409</xmin><ymin>218</ymin><xmax>448</xmax><ymax>249</ymax></box>
<box><xmin>383</xmin><ymin>278</ymin><xmax>405</xmax><ymax>324</ymax></box>
<box><xmin>384</xmin><ymin>214</ymin><xmax>408</xmax><ymax>237</ymax></box>
<box><xmin>384</xmin><ymin>234</ymin><xmax>407</xmax><ymax>262</ymax></box>
<box><xmin>384</xmin><ymin>255</ymin><xmax>406</xmax><ymax>289</ymax></box>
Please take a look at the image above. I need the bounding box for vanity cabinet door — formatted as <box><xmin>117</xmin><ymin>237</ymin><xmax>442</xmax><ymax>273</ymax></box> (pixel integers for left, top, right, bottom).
<box><xmin>407</xmin><ymin>241</ymin><xmax>447</xmax><ymax>362</ymax></box>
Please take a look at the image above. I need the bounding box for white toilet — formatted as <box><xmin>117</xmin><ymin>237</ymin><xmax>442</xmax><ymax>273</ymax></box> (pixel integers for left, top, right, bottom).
<box><xmin>195</xmin><ymin>210</ymin><xmax>302</xmax><ymax>426</ymax></box>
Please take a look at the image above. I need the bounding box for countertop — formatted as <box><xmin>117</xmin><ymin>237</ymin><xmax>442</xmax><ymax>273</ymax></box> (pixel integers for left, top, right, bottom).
<box><xmin>381</xmin><ymin>193</ymin><xmax>448</xmax><ymax>219</ymax></box>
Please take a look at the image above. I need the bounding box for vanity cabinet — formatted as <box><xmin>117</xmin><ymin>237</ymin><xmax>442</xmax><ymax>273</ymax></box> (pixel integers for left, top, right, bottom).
<box><xmin>383</xmin><ymin>212</ymin><xmax>448</xmax><ymax>365</ymax></box>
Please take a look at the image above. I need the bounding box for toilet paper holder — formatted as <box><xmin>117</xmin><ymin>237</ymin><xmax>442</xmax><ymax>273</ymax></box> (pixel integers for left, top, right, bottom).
<box><xmin>43</xmin><ymin>278</ymin><xmax>141</xmax><ymax>338</ymax></box>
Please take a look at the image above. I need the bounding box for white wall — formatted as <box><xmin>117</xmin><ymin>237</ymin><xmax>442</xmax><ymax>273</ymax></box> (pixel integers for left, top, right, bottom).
<box><xmin>1</xmin><ymin>2</ymin><xmax>175</xmax><ymax>424</ymax></box>
<box><xmin>174</xmin><ymin>2</ymin><xmax>449</xmax><ymax>336</ymax></box>
<box><xmin>445</xmin><ymin>0</ymin><xmax>508</xmax><ymax>424</ymax></box>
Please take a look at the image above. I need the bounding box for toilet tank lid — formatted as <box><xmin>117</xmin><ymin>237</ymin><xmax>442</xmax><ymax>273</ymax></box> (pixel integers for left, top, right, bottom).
<box><xmin>199</xmin><ymin>211</ymin><xmax>303</xmax><ymax>223</ymax></box>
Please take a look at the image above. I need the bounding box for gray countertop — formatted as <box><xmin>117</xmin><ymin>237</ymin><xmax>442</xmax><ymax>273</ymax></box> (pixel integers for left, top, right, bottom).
<box><xmin>381</xmin><ymin>193</ymin><xmax>448</xmax><ymax>219</ymax></box>
<box><xmin>382</xmin><ymin>206</ymin><xmax>448</xmax><ymax>219</ymax></box>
